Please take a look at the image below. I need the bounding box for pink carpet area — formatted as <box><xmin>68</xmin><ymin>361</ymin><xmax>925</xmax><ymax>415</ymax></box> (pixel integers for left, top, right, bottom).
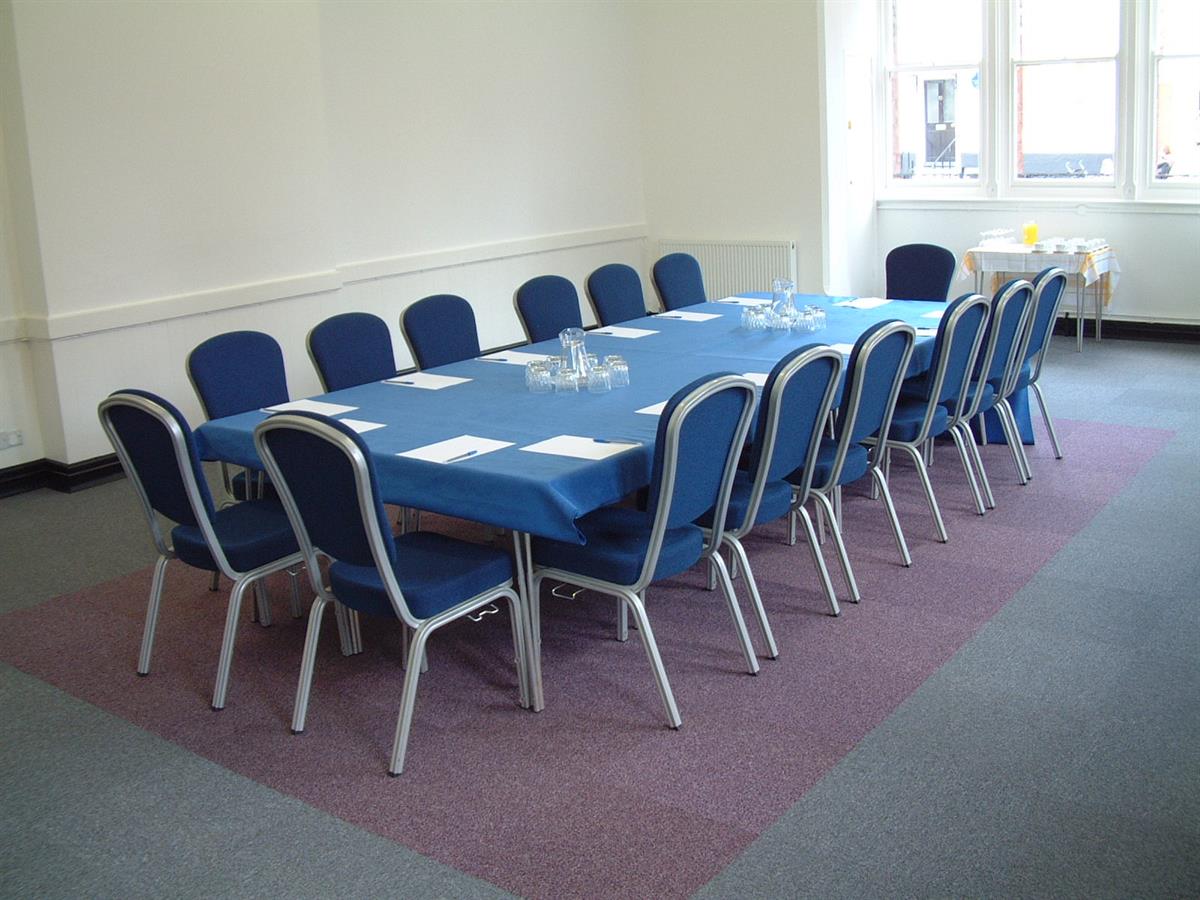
<box><xmin>0</xmin><ymin>418</ymin><xmax>1172</xmax><ymax>898</ymax></box>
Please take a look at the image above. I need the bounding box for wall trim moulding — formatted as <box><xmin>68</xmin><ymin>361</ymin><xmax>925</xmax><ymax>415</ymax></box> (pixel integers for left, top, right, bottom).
<box><xmin>336</xmin><ymin>224</ymin><xmax>648</xmax><ymax>284</ymax></box>
<box><xmin>19</xmin><ymin>224</ymin><xmax>649</xmax><ymax>342</ymax></box>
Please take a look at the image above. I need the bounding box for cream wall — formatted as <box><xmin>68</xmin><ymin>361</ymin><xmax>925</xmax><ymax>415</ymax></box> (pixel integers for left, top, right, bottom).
<box><xmin>637</xmin><ymin>0</ymin><xmax>825</xmax><ymax>294</ymax></box>
<box><xmin>1</xmin><ymin>0</ymin><xmax>648</xmax><ymax>465</ymax></box>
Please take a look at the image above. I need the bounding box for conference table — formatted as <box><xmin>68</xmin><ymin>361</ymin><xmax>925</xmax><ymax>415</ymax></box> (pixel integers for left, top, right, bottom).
<box><xmin>196</xmin><ymin>294</ymin><xmax>952</xmax><ymax>710</ymax></box>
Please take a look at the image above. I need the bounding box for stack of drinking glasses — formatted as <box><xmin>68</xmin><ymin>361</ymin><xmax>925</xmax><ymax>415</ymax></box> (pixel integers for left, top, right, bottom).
<box><xmin>739</xmin><ymin>279</ymin><xmax>825</xmax><ymax>334</ymax></box>
<box><xmin>525</xmin><ymin>328</ymin><xmax>629</xmax><ymax>394</ymax></box>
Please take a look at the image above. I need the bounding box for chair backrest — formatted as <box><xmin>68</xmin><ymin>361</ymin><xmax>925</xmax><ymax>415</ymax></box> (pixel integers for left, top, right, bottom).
<box><xmin>187</xmin><ymin>331</ymin><xmax>289</xmax><ymax>420</ymax></box>
<box><xmin>733</xmin><ymin>345</ymin><xmax>842</xmax><ymax>535</ymax></box>
<box><xmin>640</xmin><ymin>374</ymin><xmax>755</xmax><ymax>585</ymax></box>
<box><xmin>98</xmin><ymin>390</ymin><xmax>218</xmax><ymax>555</ymax></box>
<box><xmin>907</xmin><ymin>293</ymin><xmax>991</xmax><ymax>432</ymax></box>
<box><xmin>1025</xmin><ymin>267</ymin><xmax>1069</xmax><ymax>383</ymax></box>
<box><xmin>652</xmin><ymin>253</ymin><xmax>707</xmax><ymax>311</ymax></box>
<box><xmin>254</xmin><ymin>412</ymin><xmax>414</xmax><ymax>624</ymax></box>
<box><xmin>514</xmin><ymin>275</ymin><xmax>584</xmax><ymax>343</ymax></box>
<box><xmin>307</xmin><ymin>312</ymin><xmax>396</xmax><ymax>392</ymax></box>
<box><xmin>817</xmin><ymin>320</ymin><xmax>916</xmax><ymax>491</ymax></box>
<box><xmin>586</xmin><ymin>263</ymin><xmax>647</xmax><ymax>326</ymax></box>
<box><xmin>885</xmin><ymin>243</ymin><xmax>956</xmax><ymax>302</ymax></box>
<box><xmin>401</xmin><ymin>294</ymin><xmax>481</xmax><ymax>370</ymax></box>
<box><xmin>965</xmin><ymin>279</ymin><xmax>1034</xmax><ymax>417</ymax></box>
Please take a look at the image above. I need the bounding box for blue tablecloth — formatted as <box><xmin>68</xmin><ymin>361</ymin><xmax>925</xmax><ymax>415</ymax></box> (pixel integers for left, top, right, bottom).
<box><xmin>196</xmin><ymin>297</ymin><xmax>946</xmax><ymax>543</ymax></box>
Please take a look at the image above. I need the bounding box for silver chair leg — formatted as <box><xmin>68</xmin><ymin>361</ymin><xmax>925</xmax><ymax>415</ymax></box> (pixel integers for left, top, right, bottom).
<box><xmin>871</xmin><ymin>466</ymin><xmax>912</xmax><ymax>567</ymax></box>
<box><xmin>617</xmin><ymin>598</ymin><xmax>629</xmax><ymax>642</ymax></box>
<box><xmin>995</xmin><ymin>400</ymin><xmax>1031</xmax><ymax>485</ymax></box>
<box><xmin>619</xmin><ymin>589</ymin><xmax>682</xmax><ymax>729</ymax></box>
<box><xmin>896</xmin><ymin>442</ymin><xmax>948</xmax><ymax>543</ymax></box>
<box><xmin>958</xmin><ymin>422</ymin><xmax>995</xmax><ymax>509</ymax></box>
<box><xmin>389</xmin><ymin>621</ymin><xmax>434</xmax><ymax>775</ymax></box>
<box><xmin>796</xmin><ymin>504</ymin><xmax>841</xmax><ymax>616</ymax></box>
<box><xmin>506</xmin><ymin>592</ymin><xmax>531</xmax><ymax>710</ymax></box>
<box><xmin>288</xmin><ymin>569</ymin><xmax>303</xmax><ymax>618</ymax></box>
<box><xmin>708</xmin><ymin>551</ymin><xmax>760</xmax><ymax>675</ymax></box>
<box><xmin>948</xmin><ymin>423</ymin><xmax>987</xmax><ymax>515</ymax></box>
<box><xmin>706</xmin><ymin>557</ymin><xmax>718</xmax><ymax>590</ymax></box>
<box><xmin>292</xmin><ymin>596</ymin><xmax>329</xmax><ymax>734</ymax></box>
<box><xmin>212</xmin><ymin>575</ymin><xmax>256</xmax><ymax>709</ymax></box>
<box><xmin>1031</xmin><ymin>382</ymin><xmax>1064</xmax><ymax>459</ymax></box>
<box><xmin>725</xmin><ymin>537</ymin><xmax>779</xmax><ymax>658</ymax></box>
<box><xmin>209</xmin><ymin>571</ymin><xmax>220</xmax><ymax>592</ymax></box>
<box><xmin>254</xmin><ymin>580</ymin><xmax>272</xmax><ymax>627</ymax></box>
<box><xmin>137</xmin><ymin>555</ymin><xmax>170</xmax><ymax>675</ymax></box>
<box><xmin>813</xmin><ymin>491</ymin><xmax>860</xmax><ymax>603</ymax></box>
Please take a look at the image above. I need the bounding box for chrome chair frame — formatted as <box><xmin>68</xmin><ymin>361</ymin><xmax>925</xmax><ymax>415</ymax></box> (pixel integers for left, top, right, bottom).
<box><xmin>531</xmin><ymin>375</ymin><xmax>758</xmax><ymax>730</ymax></box>
<box><xmin>878</xmin><ymin>294</ymin><xmax>992</xmax><ymax>538</ymax></box>
<box><xmin>1020</xmin><ymin>267</ymin><xmax>1070</xmax><ymax>460</ymax></box>
<box><xmin>793</xmin><ymin>321</ymin><xmax>917</xmax><ymax>602</ymax></box>
<box><xmin>705</xmin><ymin>346</ymin><xmax>844</xmax><ymax>633</ymax></box>
<box><xmin>99</xmin><ymin>392</ymin><xmax>304</xmax><ymax>711</ymax></box>
<box><xmin>255</xmin><ymin>414</ymin><xmax>529</xmax><ymax>776</ymax></box>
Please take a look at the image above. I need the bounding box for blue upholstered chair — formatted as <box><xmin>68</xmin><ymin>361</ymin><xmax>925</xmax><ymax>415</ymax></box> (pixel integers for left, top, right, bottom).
<box><xmin>307</xmin><ymin>312</ymin><xmax>397</xmax><ymax>391</ymax></box>
<box><xmin>652</xmin><ymin>253</ymin><xmax>707</xmax><ymax>311</ymax></box>
<box><xmin>959</xmin><ymin>279</ymin><xmax>1036</xmax><ymax>504</ymax></box>
<box><xmin>187</xmin><ymin>330</ymin><xmax>289</xmax><ymax>510</ymax></box>
<box><xmin>1012</xmin><ymin>267</ymin><xmax>1069</xmax><ymax>460</ymax></box>
<box><xmin>880</xmin><ymin>294</ymin><xmax>992</xmax><ymax>539</ymax></box>
<box><xmin>701</xmin><ymin>345</ymin><xmax>844</xmax><ymax>634</ymax></box>
<box><xmin>530</xmin><ymin>374</ymin><xmax>758</xmax><ymax>729</ymax></box>
<box><xmin>98</xmin><ymin>391</ymin><xmax>303</xmax><ymax>710</ymax></box>
<box><xmin>586</xmin><ymin>263</ymin><xmax>648</xmax><ymax>326</ymax></box>
<box><xmin>254</xmin><ymin>412</ymin><xmax>528</xmax><ymax>776</ymax></box>
<box><xmin>885</xmin><ymin>243</ymin><xmax>957</xmax><ymax>302</ymax></box>
<box><xmin>514</xmin><ymin>275</ymin><xmax>584</xmax><ymax>343</ymax></box>
<box><xmin>789</xmin><ymin>321</ymin><xmax>916</xmax><ymax>603</ymax></box>
<box><xmin>401</xmin><ymin>294</ymin><xmax>482</xmax><ymax>369</ymax></box>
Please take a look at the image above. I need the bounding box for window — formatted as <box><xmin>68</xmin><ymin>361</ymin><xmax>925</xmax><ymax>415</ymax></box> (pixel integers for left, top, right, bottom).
<box><xmin>1151</xmin><ymin>0</ymin><xmax>1200</xmax><ymax>183</ymax></box>
<box><xmin>1011</xmin><ymin>0</ymin><xmax>1119</xmax><ymax>183</ymax></box>
<box><xmin>884</xmin><ymin>0</ymin><xmax>982</xmax><ymax>183</ymax></box>
<box><xmin>881</xmin><ymin>0</ymin><xmax>1200</xmax><ymax>199</ymax></box>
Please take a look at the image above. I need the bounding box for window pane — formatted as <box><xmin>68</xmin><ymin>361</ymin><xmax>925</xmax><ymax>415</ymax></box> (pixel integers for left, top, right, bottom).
<box><xmin>1015</xmin><ymin>0</ymin><xmax>1118</xmax><ymax>61</ymax></box>
<box><xmin>1154</xmin><ymin>57</ymin><xmax>1200</xmax><ymax>181</ymax></box>
<box><xmin>1014</xmin><ymin>62</ymin><xmax>1116</xmax><ymax>181</ymax></box>
<box><xmin>890</xmin><ymin>68</ymin><xmax>981</xmax><ymax>180</ymax></box>
<box><xmin>1156</xmin><ymin>0</ymin><xmax>1200</xmax><ymax>55</ymax></box>
<box><xmin>892</xmin><ymin>0</ymin><xmax>981</xmax><ymax>67</ymax></box>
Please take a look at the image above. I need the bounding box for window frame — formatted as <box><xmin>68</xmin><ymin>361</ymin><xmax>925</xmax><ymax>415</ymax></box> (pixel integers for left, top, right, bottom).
<box><xmin>1144</xmin><ymin>0</ymin><xmax>1200</xmax><ymax>194</ymax></box>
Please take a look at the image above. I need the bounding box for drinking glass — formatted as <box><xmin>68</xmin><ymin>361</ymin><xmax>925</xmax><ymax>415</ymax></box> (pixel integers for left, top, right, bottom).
<box><xmin>586</xmin><ymin>363</ymin><xmax>612</xmax><ymax>394</ymax></box>
<box><xmin>526</xmin><ymin>360</ymin><xmax>553</xmax><ymax>393</ymax></box>
<box><xmin>604</xmin><ymin>355</ymin><xmax>629</xmax><ymax>387</ymax></box>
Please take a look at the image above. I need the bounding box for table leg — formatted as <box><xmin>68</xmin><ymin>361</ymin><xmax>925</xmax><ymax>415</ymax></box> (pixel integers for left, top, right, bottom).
<box><xmin>1095</xmin><ymin>277</ymin><xmax>1103</xmax><ymax>342</ymax></box>
<box><xmin>1075</xmin><ymin>275</ymin><xmax>1084</xmax><ymax>352</ymax></box>
<box><xmin>511</xmin><ymin>530</ymin><xmax>544</xmax><ymax>712</ymax></box>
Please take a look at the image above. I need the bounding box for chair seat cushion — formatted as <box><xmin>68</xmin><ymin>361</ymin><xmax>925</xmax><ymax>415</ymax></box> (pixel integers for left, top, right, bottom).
<box><xmin>888</xmin><ymin>398</ymin><xmax>949</xmax><ymax>443</ymax></box>
<box><xmin>532</xmin><ymin>506</ymin><xmax>703</xmax><ymax>587</ymax></box>
<box><xmin>172</xmin><ymin>499</ymin><xmax>298</xmax><ymax>573</ymax></box>
<box><xmin>698</xmin><ymin>471</ymin><xmax>793</xmax><ymax>531</ymax></box>
<box><xmin>330</xmin><ymin>531</ymin><xmax>514</xmax><ymax>620</ymax></box>
<box><xmin>794</xmin><ymin>438</ymin><xmax>868</xmax><ymax>490</ymax></box>
<box><xmin>954</xmin><ymin>381</ymin><xmax>997</xmax><ymax>415</ymax></box>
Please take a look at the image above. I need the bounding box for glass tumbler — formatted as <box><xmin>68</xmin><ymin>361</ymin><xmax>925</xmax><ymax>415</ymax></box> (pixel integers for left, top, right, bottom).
<box><xmin>586</xmin><ymin>364</ymin><xmax>612</xmax><ymax>394</ymax></box>
<box><xmin>604</xmin><ymin>355</ymin><xmax>629</xmax><ymax>387</ymax></box>
<box><xmin>526</xmin><ymin>360</ymin><xmax>553</xmax><ymax>393</ymax></box>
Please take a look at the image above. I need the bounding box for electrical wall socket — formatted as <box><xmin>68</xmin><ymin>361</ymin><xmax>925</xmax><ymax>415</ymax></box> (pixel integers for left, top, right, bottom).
<box><xmin>0</xmin><ymin>430</ymin><xmax>23</xmax><ymax>449</ymax></box>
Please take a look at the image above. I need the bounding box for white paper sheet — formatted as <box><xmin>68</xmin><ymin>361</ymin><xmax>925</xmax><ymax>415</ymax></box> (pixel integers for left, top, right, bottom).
<box><xmin>478</xmin><ymin>350</ymin><xmax>556</xmax><ymax>366</ymax></box>
<box><xmin>636</xmin><ymin>401</ymin><xmax>667</xmax><ymax>416</ymax></box>
<box><xmin>262</xmin><ymin>399</ymin><xmax>358</xmax><ymax>415</ymax></box>
<box><xmin>833</xmin><ymin>297</ymin><xmax>893</xmax><ymax>310</ymax></box>
<box><xmin>715</xmin><ymin>296</ymin><xmax>771</xmax><ymax>306</ymax></box>
<box><xmin>920</xmin><ymin>309</ymin><xmax>945</xmax><ymax>320</ymax></box>
<box><xmin>591</xmin><ymin>326</ymin><xmax>658</xmax><ymax>339</ymax></box>
<box><xmin>742</xmin><ymin>372</ymin><xmax>770</xmax><ymax>387</ymax></box>
<box><xmin>337</xmin><ymin>418</ymin><xmax>386</xmax><ymax>434</ymax></box>
<box><xmin>915</xmin><ymin>327</ymin><xmax>939</xmax><ymax>337</ymax></box>
<box><xmin>654</xmin><ymin>310</ymin><xmax>721</xmax><ymax>322</ymax></box>
<box><xmin>398</xmin><ymin>434</ymin><xmax>513</xmax><ymax>464</ymax></box>
<box><xmin>384</xmin><ymin>373</ymin><xmax>472</xmax><ymax>390</ymax></box>
<box><xmin>520</xmin><ymin>435</ymin><xmax>640</xmax><ymax>460</ymax></box>
<box><xmin>830</xmin><ymin>343</ymin><xmax>856</xmax><ymax>355</ymax></box>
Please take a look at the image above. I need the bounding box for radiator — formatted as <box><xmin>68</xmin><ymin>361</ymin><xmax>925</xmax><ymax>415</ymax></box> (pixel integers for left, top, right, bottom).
<box><xmin>655</xmin><ymin>239</ymin><xmax>798</xmax><ymax>300</ymax></box>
